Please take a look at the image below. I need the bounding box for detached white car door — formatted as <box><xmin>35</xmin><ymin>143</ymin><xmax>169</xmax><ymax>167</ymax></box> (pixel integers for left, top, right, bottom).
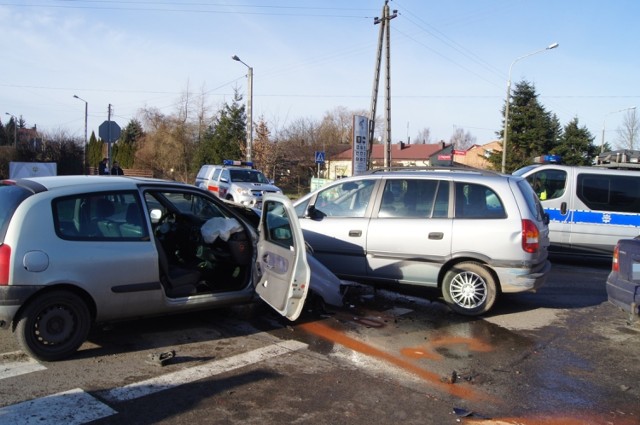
<box><xmin>255</xmin><ymin>194</ymin><xmax>310</xmax><ymax>321</ymax></box>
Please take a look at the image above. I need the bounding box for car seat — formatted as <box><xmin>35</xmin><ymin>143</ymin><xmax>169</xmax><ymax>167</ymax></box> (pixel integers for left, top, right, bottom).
<box><xmin>155</xmin><ymin>236</ymin><xmax>201</xmax><ymax>297</ymax></box>
<box><xmin>120</xmin><ymin>203</ymin><xmax>146</xmax><ymax>237</ymax></box>
<box><xmin>95</xmin><ymin>198</ymin><xmax>122</xmax><ymax>237</ymax></box>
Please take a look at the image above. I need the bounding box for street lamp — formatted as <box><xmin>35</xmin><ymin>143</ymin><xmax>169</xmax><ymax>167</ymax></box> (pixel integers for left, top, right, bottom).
<box><xmin>73</xmin><ymin>95</ymin><xmax>88</xmax><ymax>174</ymax></box>
<box><xmin>601</xmin><ymin>106</ymin><xmax>636</xmax><ymax>153</ymax></box>
<box><xmin>232</xmin><ymin>54</ymin><xmax>253</xmax><ymax>163</ymax></box>
<box><xmin>4</xmin><ymin>112</ymin><xmax>17</xmax><ymax>146</ymax></box>
<box><xmin>501</xmin><ymin>42</ymin><xmax>559</xmax><ymax>173</ymax></box>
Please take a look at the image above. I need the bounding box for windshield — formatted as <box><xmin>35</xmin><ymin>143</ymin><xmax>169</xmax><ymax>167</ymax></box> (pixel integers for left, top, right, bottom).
<box><xmin>229</xmin><ymin>169</ymin><xmax>270</xmax><ymax>184</ymax></box>
<box><xmin>0</xmin><ymin>184</ymin><xmax>32</xmax><ymax>241</ymax></box>
<box><xmin>512</xmin><ymin>165</ymin><xmax>540</xmax><ymax>176</ymax></box>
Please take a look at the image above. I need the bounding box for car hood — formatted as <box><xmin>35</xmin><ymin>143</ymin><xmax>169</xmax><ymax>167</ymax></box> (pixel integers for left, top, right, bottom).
<box><xmin>233</xmin><ymin>182</ymin><xmax>280</xmax><ymax>192</ymax></box>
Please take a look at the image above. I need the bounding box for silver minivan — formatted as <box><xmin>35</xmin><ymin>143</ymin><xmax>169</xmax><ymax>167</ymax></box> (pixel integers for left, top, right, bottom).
<box><xmin>514</xmin><ymin>164</ymin><xmax>640</xmax><ymax>257</ymax></box>
<box><xmin>294</xmin><ymin>168</ymin><xmax>551</xmax><ymax>316</ymax></box>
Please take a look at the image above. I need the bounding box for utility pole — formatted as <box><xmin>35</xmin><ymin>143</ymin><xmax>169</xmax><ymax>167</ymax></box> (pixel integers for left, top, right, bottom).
<box><xmin>107</xmin><ymin>104</ymin><xmax>112</xmax><ymax>168</ymax></box>
<box><xmin>368</xmin><ymin>0</ymin><xmax>397</xmax><ymax>170</ymax></box>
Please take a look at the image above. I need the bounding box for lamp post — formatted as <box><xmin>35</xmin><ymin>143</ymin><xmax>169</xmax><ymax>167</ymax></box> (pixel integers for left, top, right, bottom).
<box><xmin>4</xmin><ymin>112</ymin><xmax>17</xmax><ymax>146</ymax></box>
<box><xmin>232</xmin><ymin>55</ymin><xmax>253</xmax><ymax>163</ymax></box>
<box><xmin>601</xmin><ymin>106</ymin><xmax>636</xmax><ymax>154</ymax></box>
<box><xmin>73</xmin><ymin>95</ymin><xmax>88</xmax><ymax>174</ymax></box>
<box><xmin>501</xmin><ymin>42</ymin><xmax>559</xmax><ymax>173</ymax></box>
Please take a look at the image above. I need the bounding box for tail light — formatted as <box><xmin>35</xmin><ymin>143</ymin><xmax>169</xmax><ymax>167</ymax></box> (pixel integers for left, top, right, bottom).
<box><xmin>0</xmin><ymin>244</ymin><xmax>10</xmax><ymax>285</ymax></box>
<box><xmin>612</xmin><ymin>244</ymin><xmax>620</xmax><ymax>272</ymax></box>
<box><xmin>521</xmin><ymin>219</ymin><xmax>540</xmax><ymax>253</ymax></box>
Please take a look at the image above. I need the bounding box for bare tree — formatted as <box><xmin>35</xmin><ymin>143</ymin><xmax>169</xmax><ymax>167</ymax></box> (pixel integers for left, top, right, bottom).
<box><xmin>617</xmin><ymin>109</ymin><xmax>640</xmax><ymax>150</ymax></box>
<box><xmin>449</xmin><ymin>127</ymin><xmax>477</xmax><ymax>150</ymax></box>
<box><xmin>414</xmin><ymin>128</ymin><xmax>432</xmax><ymax>144</ymax></box>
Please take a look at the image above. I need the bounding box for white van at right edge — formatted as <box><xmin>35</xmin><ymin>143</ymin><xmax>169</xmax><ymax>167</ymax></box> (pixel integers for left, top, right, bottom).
<box><xmin>514</xmin><ymin>163</ymin><xmax>640</xmax><ymax>258</ymax></box>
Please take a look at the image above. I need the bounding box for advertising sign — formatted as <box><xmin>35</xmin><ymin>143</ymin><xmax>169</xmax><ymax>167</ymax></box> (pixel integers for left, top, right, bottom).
<box><xmin>352</xmin><ymin>115</ymin><xmax>369</xmax><ymax>176</ymax></box>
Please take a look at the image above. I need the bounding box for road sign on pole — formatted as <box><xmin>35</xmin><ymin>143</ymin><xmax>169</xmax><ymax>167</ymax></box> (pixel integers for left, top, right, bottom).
<box><xmin>99</xmin><ymin>121</ymin><xmax>121</xmax><ymax>143</ymax></box>
<box><xmin>315</xmin><ymin>151</ymin><xmax>325</xmax><ymax>164</ymax></box>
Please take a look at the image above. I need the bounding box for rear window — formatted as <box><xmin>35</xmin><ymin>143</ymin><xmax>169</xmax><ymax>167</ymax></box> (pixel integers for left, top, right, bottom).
<box><xmin>0</xmin><ymin>184</ymin><xmax>32</xmax><ymax>241</ymax></box>
<box><xmin>454</xmin><ymin>182</ymin><xmax>506</xmax><ymax>219</ymax></box>
<box><xmin>517</xmin><ymin>179</ymin><xmax>545</xmax><ymax>221</ymax></box>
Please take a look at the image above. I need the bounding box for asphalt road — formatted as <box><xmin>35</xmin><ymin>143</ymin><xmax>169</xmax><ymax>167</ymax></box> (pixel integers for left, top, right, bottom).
<box><xmin>0</xmin><ymin>258</ymin><xmax>638</xmax><ymax>425</ymax></box>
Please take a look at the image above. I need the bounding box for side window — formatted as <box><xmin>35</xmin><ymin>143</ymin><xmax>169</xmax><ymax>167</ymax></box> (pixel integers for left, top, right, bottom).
<box><xmin>147</xmin><ymin>190</ymin><xmax>228</xmax><ymax>220</ymax></box>
<box><xmin>263</xmin><ymin>200</ymin><xmax>293</xmax><ymax>249</ymax></box>
<box><xmin>314</xmin><ymin>179</ymin><xmax>375</xmax><ymax>218</ymax></box>
<box><xmin>220</xmin><ymin>169</ymin><xmax>230</xmax><ymax>182</ymax></box>
<box><xmin>53</xmin><ymin>192</ymin><xmax>148</xmax><ymax>240</ymax></box>
<box><xmin>526</xmin><ymin>169</ymin><xmax>567</xmax><ymax>201</ymax></box>
<box><xmin>378</xmin><ymin>179</ymin><xmax>442</xmax><ymax>218</ymax></box>
<box><xmin>577</xmin><ymin>174</ymin><xmax>640</xmax><ymax>213</ymax></box>
<box><xmin>455</xmin><ymin>183</ymin><xmax>506</xmax><ymax>219</ymax></box>
<box><xmin>212</xmin><ymin>168</ymin><xmax>221</xmax><ymax>182</ymax></box>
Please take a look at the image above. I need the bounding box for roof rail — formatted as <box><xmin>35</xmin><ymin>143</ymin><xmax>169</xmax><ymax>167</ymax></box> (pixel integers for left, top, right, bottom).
<box><xmin>367</xmin><ymin>166</ymin><xmax>501</xmax><ymax>176</ymax></box>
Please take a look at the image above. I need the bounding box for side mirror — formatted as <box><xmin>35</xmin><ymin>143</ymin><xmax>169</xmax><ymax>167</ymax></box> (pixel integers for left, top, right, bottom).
<box><xmin>306</xmin><ymin>205</ymin><xmax>325</xmax><ymax>220</ymax></box>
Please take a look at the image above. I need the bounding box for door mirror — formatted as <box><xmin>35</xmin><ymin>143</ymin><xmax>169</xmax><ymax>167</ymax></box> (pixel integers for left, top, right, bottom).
<box><xmin>306</xmin><ymin>204</ymin><xmax>325</xmax><ymax>220</ymax></box>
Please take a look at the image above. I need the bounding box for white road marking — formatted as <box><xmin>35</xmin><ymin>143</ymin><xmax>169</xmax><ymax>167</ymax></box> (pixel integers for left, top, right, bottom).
<box><xmin>0</xmin><ymin>339</ymin><xmax>308</xmax><ymax>424</ymax></box>
<box><xmin>0</xmin><ymin>355</ymin><xmax>46</xmax><ymax>380</ymax></box>
<box><xmin>101</xmin><ymin>339</ymin><xmax>308</xmax><ymax>402</ymax></box>
<box><xmin>0</xmin><ymin>388</ymin><xmax>117</xmax><ymax>425</ymax></box>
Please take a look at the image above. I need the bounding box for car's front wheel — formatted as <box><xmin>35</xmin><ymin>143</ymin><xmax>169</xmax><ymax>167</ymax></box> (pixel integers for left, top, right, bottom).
<box><xmin>15</xmin><ymin>290</ymin><xmax>91</xmax><ymax>361</ymax></box>
<box><xmin>442</xmin><ymin>262</ymin><xmax>497</xmax><ymax>316</ymax></box>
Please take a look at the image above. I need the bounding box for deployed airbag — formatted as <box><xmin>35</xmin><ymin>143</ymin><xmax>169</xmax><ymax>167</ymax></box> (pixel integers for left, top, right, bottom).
<box><xmin>201</xmin><ymin>217</ymin><xmax>243</xmax><ymax>243</ymax></box>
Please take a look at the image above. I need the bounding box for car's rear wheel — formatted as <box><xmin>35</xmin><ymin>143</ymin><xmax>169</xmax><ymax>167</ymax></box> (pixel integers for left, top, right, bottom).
<box><xmin>15</xmin><ymin>290</ymin><xmax>91</xmax><ymax>361</ymax></box>
<box><xmin>442</xmin><ymin>262</ymin><xmax>497</xmax><ymax>316</ymax></box>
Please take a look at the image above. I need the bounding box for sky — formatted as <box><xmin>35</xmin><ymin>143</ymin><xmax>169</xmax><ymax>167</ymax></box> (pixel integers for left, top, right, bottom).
<box><xmin>1</xmin><ymin>0</ymin><xmax>639</xmax><ymax>151</ymax></box>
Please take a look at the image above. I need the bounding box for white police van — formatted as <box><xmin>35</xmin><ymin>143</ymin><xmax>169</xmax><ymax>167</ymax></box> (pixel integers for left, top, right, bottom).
<box><xmin>514</xmin><ymin>152</ymin><xmax>640</xmax><ymax>257</ymax></box>
<box><xmin>195</xmin><ymin>160</ymin><xmax>282</xmax><ymax>209</ymax></box>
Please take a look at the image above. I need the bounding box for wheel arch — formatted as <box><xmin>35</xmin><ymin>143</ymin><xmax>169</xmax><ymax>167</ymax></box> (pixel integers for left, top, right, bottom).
<box><xmin>11</xmin><ymin>284</ymin><xmax>97</xmax><ymax>332</ymax></box>
<box><xmin>438</xmin><ymin>256</ymin><xmax>503</xmax><ymax>295</ymax></box>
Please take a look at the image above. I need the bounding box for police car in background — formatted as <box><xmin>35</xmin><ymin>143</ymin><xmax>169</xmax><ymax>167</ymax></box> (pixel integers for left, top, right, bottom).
<box><xmin>514</xmin><ymin>152</ymin><xmax>640</xmax><ymax>258</ymax></box>
<box><xmin>195</xmin><ymin>160</ymin><xmax>282</xmax><ymax>209</ymax></box>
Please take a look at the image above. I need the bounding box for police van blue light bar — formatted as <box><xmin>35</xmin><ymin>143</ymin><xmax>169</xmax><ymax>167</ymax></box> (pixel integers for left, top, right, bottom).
<box><xmin>533</xmin><ymin>154</ymin><xmax>561</xmax><ymax>164</ymax></box>
<box><xmin>223</xmin><ymin>160</ymin><xmax>254</xmax><ymax>167</ymax></box>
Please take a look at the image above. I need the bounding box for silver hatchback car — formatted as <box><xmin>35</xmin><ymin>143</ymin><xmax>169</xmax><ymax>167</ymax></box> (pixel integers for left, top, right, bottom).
<box><xmin>294</xmin><ymin>168</ymin><xmax>552</xmax><ymax>316</ymax></box>
<box><xmin>0</xmin><ymin>176</ymin><xmax>344</xmax><ymax>361</ymax></box>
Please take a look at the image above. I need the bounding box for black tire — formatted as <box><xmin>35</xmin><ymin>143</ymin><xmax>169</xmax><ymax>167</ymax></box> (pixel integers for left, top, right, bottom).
<box><xmin>442</xmin><ymin>262</ymin><xmax>497</xmax><ymax>316</ymax></box>
<box><xmin>15</xmin><ymin>290</ymin><xmax>91</xmax><ymax>361</ymax></box>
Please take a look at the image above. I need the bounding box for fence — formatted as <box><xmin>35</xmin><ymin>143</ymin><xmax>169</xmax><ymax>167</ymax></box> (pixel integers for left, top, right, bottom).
<box><xmin>87</xmin><ymin>167</ymin><xmax>154</xmax><ymax>177</ymax></box>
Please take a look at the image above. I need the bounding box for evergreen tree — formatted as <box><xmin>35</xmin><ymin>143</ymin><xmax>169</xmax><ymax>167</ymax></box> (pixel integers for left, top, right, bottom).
<box><xmin>113</xmin><ymin>119</ymin><xmax>144</xmax><ymax>168</ymax></box>
<box><xmin>554</xmin><ymin>117</ymin><xmax>597</xmax><ymax>165</ymax></box>
<box><xmin>491</xmin><ymin>81</ymin><xmax>558</xmax><ymax>172</ymax></box>
<box><xmin>0</xmin><ymin>120</ymin><xmax>8</xmax><ymax>146</ymax></box>
<box><xmin>5</xmin><ymin>117</ymin><xmax>16</xmax><ymax>146</ymax></box>
<box><xmin>195</xmin><ymin>92</ymin><xmax>245</xmax><ymax>166</ymax></box>
<box><xmin>87</xmin><ymin>131</ymin><xmax>104</xmax><ymax>171</ymax></box>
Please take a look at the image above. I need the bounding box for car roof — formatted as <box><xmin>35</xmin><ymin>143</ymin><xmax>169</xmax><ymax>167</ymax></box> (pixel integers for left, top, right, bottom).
<box><xmin>13</xmin><ymin>175</ymin><xmax>188</xmax><ymax>192</ymax></box>
<box><xmin>334</xmin><ymin>167</ymin><xmax>512</xmax><ymax>182</ymax></box>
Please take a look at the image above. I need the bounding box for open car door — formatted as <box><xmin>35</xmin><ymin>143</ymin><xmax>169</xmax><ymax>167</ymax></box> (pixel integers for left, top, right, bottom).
<box><xmin>255</xmin><ymin>193</ymin><xmax>311</xmax><ymax>321</ymax></box>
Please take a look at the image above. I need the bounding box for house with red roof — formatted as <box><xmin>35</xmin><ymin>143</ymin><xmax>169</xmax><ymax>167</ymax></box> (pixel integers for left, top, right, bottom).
<box><xmin>325</xmin><ymin>141</ymin><xmax>454</xmax><ymax>179</ymax></box>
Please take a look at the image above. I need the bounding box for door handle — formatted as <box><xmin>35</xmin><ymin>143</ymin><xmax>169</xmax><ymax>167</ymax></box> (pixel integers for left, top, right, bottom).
<box><xmin>560</xmin><ymin>202</ymin><xmax>567</xmax><ymax>215</ymax></box>
<box><xmin>349</xmin><ymin>230</ymin><xmax>362</xmax><ymax>237</ymax></box>
<box><xmin>428</xmin><ymin>232</ymin><xmax>444</xmax><ymax>240</ymax></box>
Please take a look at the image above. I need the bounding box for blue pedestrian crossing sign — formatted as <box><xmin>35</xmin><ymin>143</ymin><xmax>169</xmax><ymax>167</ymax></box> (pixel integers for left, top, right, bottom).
<box><xmin>315</xmin><ymin>151</ymin><xmax>325</xmax><ymax>164</ymax></box>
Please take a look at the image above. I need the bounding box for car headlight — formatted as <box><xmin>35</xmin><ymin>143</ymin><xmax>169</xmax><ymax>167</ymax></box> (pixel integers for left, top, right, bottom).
<box><xmin>235</xmin><ymin>187</ymin><xmax>250</xmax><ymax>195</ymax></box>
